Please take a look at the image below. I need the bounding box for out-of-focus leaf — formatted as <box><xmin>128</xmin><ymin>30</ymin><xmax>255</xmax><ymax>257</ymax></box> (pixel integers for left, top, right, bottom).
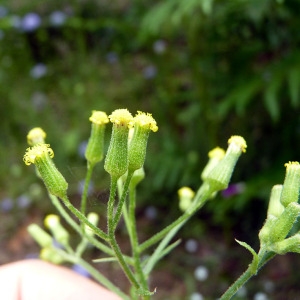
<box><xmin>217</xmin><ymin>78</ymin><xmax>261</xmax><ymax>119</ymax></box>
<box><xmin>288</xmin><ymin>68</ymin><xmax>300</xmax><ymax>108</ymax></box>
<box><xmin>263</xmin><ymin>76</ymin><xmax>282</xmax><ymax>122</ymax></box>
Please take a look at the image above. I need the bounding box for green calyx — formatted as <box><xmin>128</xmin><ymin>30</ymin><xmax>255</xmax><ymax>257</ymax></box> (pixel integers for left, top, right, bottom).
<box><xmin>280</xmin><ymin>162</ymin><xmax>300</xmax><ymax>207</ymax></box>
<box><xmin>85</xmin><ymin>111</ymin><xmax>108</xmax><ymax>165</ymax></box>
<box><xmin>104</xmin><ymin>124</ymin><xmax>130</xmax><ymax>178</ymax></box>
<box><xmin>23</xmin><ymin>144</ymin><xmax>68</xmax><ymax>199</ymax></box>
<box><xmin>205</xmin><ymin>136</ymin><xmax>247</xmax><ymax>191</ymax></box>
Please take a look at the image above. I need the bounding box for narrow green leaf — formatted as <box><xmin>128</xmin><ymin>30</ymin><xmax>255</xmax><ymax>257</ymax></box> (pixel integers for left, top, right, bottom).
<box><xmin>288</xmin><ymin>68</ymin><xmax>300</xmax><ymax>108</ymax></box>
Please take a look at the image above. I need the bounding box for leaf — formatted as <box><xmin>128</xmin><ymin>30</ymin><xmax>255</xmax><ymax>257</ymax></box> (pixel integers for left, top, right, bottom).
<box><xmin>263</xmin><ymin>76</ymin><xmax>282</xmax><ymax>122</ymax></box>
<box><xmin>235</xmin><ymin>239</ymin><xmax>258</xmax><ymax>274</ymax></box>
<box><xmin>288</xmin><ymin>68</ymin><xmax>300</xmax><ymax>108</ymax></box>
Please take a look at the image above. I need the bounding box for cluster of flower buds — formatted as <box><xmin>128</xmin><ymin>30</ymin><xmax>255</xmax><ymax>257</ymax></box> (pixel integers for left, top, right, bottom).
<box><xmin>259</xmin><ymin>162</ymin><xmax>300</xmax><ymax>254</ymax></box>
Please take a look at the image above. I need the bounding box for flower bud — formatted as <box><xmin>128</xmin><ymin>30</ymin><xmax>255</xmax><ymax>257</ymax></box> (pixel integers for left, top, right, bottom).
<box><xmin>205</xmin><ymin>136</ymin><xmax>247</xmax><ymax>191</ymax></box>
<box><xmin>23</xmin><ymin>144</ymin><xmax>68</xmax><ymax>198</ymax></box>
<box><xmin>27</xmin><ymin>127</ymin><xmax>46</xmax><ymax>146</ymax></box>
<box><xmin>44</xmin><ymin>214</ymin><xmax>70</xmax><ymax>247</ymax></box>
<box><xmin>128</xmin><ymin>111</ymin><xmax>158</xmax><ymax>172</ymax></box>
<box><xmin>267</xmin><ymin>185</ymin><xmax>284</xmax><ymax>218</ymax></box>
<box><xmin>130</xmin><ymin>167</ymin><xmax>145</xmax><ymax>189</ymax></box>
<box><xmin>84</xmin><ymin>212</ymin><xmax>99</xmax><ymax>236</ymax></box>
<box><xmin>268</xmin><ymin>202</ymin><xmax>300</xmax><ymax>244</ymax></box>
<box><xmin>40</xmin><ymin>247</ymin><xmax>65</xmax><ymax>264</ymax></box>
<box><xmin>270</xmin><ymin>234</ymin><xmax>300</xmax><ymax>255</ymax></box>
<box><xmin>104</xmin><ymin>109</ymin><xmax>133</xmax><ymax>178</ymax></box>
<box><xmin>27</xmin><ymin>224</ymin><xmax>53</xmax><ymax>248</ymax></box>
<box><xmin>178</xmin><ymin>186</ymin><xmax>195</xmax><ymax>212</ymax></box>
<box><xmin>85</xmin><ymin>111</ymin><xmax>109</xmax><ymax>165</ymax></box>
<box><xmin>258</xmin><ymin>215</ymin><xmax>277</xmax><ymax>246</ymax></box>
<box><xmin>280</xmin><ymin>162</ymin><xmax>300</xmax><ymax>207</ymax></box>
<box><xmin>201</xmin><ymin>147</ymin><xmax>225</xmax><ymax>181</ymax></box>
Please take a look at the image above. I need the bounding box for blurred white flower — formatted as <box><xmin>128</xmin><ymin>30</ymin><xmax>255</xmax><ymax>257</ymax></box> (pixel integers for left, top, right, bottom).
<box><xmin>143</xmin><ymin>65</ymin><xmax>157</xmax><ymax>79</ymax></box>
<box><xmin>190</xmin><ymin>292</ymin><xmax>204</xmax><ymax>300</ymax></box>
<box><xmin>185</xmin><ymin>238</ymin><xmax>198</xmax><ymax>253</ymax></box>
<box><xmin>49</xmin><ymin>11</ymin><xmax>67</xmax><ymax>26</ymax></box>
<box><xmin>194</xmin><ymin>265</ymin><xmax>209</xmax><ymax>281</ymax></box>
<box><xmin>153</xmin><ymin>39</ymin><xmax>167</xmax><ymax>54</ymax></box>
<box><xmin>254</xmin><ymin>292</ymin><xmax>268</xmax><ymax>300</ymax></box>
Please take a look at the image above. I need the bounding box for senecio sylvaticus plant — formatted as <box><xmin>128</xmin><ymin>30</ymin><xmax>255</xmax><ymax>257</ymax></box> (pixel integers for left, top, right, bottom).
<box><xmin>23</xmin><ymin>109</ymin><xmax>300</xmax><ymax>299</ymax></box>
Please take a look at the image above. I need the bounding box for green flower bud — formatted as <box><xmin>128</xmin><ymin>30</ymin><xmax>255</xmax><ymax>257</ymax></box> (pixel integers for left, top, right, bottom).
<box><xmin>44</xmin><ymin>214</ymin><xmax>70</xmax><ymax>247</ymax></box>
<box><xmin>178</xmin><ymin>186</ymin><xmax>195</xmax><ymax>212</ymax></box>
<box><xmin>85</xmin><ymin>111</ymin><xmax>109</xmax><ymax>165</ymax></box>
<box><xmin>23</xmin><ymin>144</ymin><xmax>68</xmax><ymax>198</ymax></box>
<box><xmin>201</xmin><ymin>147</ymin><xmax>225</xmax><ymax>181</ymax></box>
<box><xmin>130</xmin><ymin>167</ymin><xmax>145</xmax><ymax>189</ymax></box>
<box><xmin>27</xmin><ymin>127</ymin><xmax>46</xmax><ymax>146</ymax></box>
<box><xmin>205</xmin><ymin>136</ymin><xmax>247</xmax><ymax>191</ymax></box>
<box><xmin>267</xmin><ymin>185</ymin><xmax>284</xmax><ymax>218</ymax></box>
<box><xmin>128</xmin><ymin>111</ymin><xmax>158</xmax><ymax>172</ymax></box>
<box><xmin>270</xmin><ymin>234</ymin><xmax>300</xmax><ymax>255</ymax></box>
<box><xmin>84</xmin><ymin>212</ymin><xmax>99</xmax><ymax>236</ymax></box>
<box><xmin>27</xmin><ymin>224</ymin><xmax>53</xmax><ymax>248</ymax></box>
<box><xmin>280</xmin><ymin>162</ymin><xmax>300</xmax><ymax>207</ymax></box>
<box><xmin>268</xmin><ymin>202</ymin><xmax>300</xmax><ymax>244</ymax></box>
<box><xmin>40</xmin><ymin>247</ymin><xmax>65</xmax><ymax>264</ymax></box>
<box><xmin>104</xmin><ymin>109</ymin><xmax>133</xmax><ymax>178</ymax></box>
<box><xmin>258</xmin><ymin>215</ymin><xmax>277</xmax><ymax>246</ymax></box>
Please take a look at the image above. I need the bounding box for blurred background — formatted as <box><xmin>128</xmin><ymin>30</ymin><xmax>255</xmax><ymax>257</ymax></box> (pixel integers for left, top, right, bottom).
<box><xmin>1</xmin><ymin>0</ymin><xmax>300</xmax><ymax>299</ymax></box>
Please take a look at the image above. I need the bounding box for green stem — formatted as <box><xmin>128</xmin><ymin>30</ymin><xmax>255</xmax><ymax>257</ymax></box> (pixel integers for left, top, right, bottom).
<box><xmin>57</xmin><ymin>249</ymin><xmax>130</xmax><ymax>300</ymax></box>
<box><xmin>113</xmin><ymin>171</ymin><xmax>134</xmax><ymax>231</ymax></box>
<box><xmin>109</xmin><ymin>234</ymin><xmax>141</xmax><ymax>290</ymax></box>
<box><xmin>107</xmin><ymin>175</ymin><xmax>141</xmax><ymax>291</ymax></box>
<box><xmin>128</xmin><ymin>184</ymin><xmax>149</xmax><ymax>294</ymax></box>
<box><xmin>107</xmin><ymin>176</ymin><xmax>118</xmax><ymax>233</ymax></box>
<box><xmin>61</xmin><ymin>195</ymin><xmax>108</xmax><ymax>241</ymax></box>
<box><xmin>139</xmin><ymin>185</ymin><xmax>212</xmax><ymax>253</ymax></box>
<box><xmin>80</xmin><ymin>162</ymin><xmax>95</xmax><ymax>215</ymax></box>
<box><xmin>220</xmin><ymin>249</ymin><xmax>276</xmax><ymax>300</ymax></box>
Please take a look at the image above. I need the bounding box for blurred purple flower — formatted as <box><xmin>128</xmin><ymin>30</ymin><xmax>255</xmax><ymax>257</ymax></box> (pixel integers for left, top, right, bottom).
<box><xmin>16</xmin><ymin>194</ymin><xmax>31</xmax><ymax>208</ymax></box>
<box><xmin>143</xmin><ymin>65</ymin><xmax>157</xmax><ymax>79</ymax></box>
<box><xmin>153</xmin><ymin>39</ymin><xmax>167</xmax><ymax>54</ymax></box>
<box><xmin>30</xmin><ymin>63</ymin><xmax>47</xmax><ymax>79</ymax></box>
<box><xmin>78</xmin><ymin>179</ymin><xmax>94</xmax><ymax>196</ymax></box>
<box><xmin>49</xmin><ymin>11</ymin><xmax>67</xmax><ymax>26</ymax></box>
<box><xmin>1</xmin><ymin>198</ymin><xmax>14</xmax><ymax>212</ymax></box>
<box><xmin>106</xmin><ymin>52</ymin><xmax>118</xmax><ymax>64</ymax></box>
<box><xmin>78</xmin><ymin>141</ymin><xmax>88</xmax><ymax>158</ymax></box>
<box><xmin>72</xmin><ymin>264</ymin><xmax>90</xmax><ymax>278</ymax></box>
<box><xmin>221</xmin><ymin>182</ymin><xmax>245</xmax><ymax>198</ymax></box>
<box><xmin>144</xmin><ymin>206</ymin><xmax>157</xmax><ymax>220</ymax></box>
<box><xmin>21</xmin><ymin>12</ymin><xmax>41</xmax><ymax>32</ymax></box>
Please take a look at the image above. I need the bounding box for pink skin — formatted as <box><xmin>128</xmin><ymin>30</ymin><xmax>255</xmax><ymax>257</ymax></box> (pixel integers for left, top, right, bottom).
<box><xmin>0</xmin><ymin>260</ymin><xmax>121</xmax><ymax>300</ymax></box>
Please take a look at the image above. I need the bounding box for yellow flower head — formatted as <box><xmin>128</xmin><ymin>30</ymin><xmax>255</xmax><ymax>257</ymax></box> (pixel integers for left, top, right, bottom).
<box><xmin>27</xmin><ymin>127</ymin><xmax>46</xmax><ymax>146</ymax></box>
<box><xmin>208</xmin><ymin>147</ymin><xmax>225</xmax><ymax>159</ymax></box>
<box><xmin>89</xmin><ymin>110</ymin><xmax>109</xmax><ymax>125</ymax></box>
<box><xmin>284</xmin><ymin>161</ymin><xmax>300</xmax><ymax>169</ymax></box>
<box><xmin>23</xmin><ymin>144</ymin><xmax>54</xmax><ymax>166</ymax></box>
<box><xmin>228</xmin><ymin>135</ymin><xmax>247</xmax><ymax>153</ymax></box>
<box><xmin>108</xmin><ymin>109</ymin><xmax>133</xmax><ymax>127</ymax></box>
<box><xmin>133</xmin><ymin>111</ymin><xmax>158</xmax><ymax>132</ymax></box>
<box><xmin>44</xmin><ymin>214</ymin><xmax>60</xmax><ymax>228</ymax></box>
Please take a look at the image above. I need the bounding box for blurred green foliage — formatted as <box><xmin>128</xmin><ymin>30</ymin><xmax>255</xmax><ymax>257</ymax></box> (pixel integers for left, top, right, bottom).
<box><xmin>1</xmin><ymin>0</ymin><xmax>300</xmax><ymax>233</ymax></box>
